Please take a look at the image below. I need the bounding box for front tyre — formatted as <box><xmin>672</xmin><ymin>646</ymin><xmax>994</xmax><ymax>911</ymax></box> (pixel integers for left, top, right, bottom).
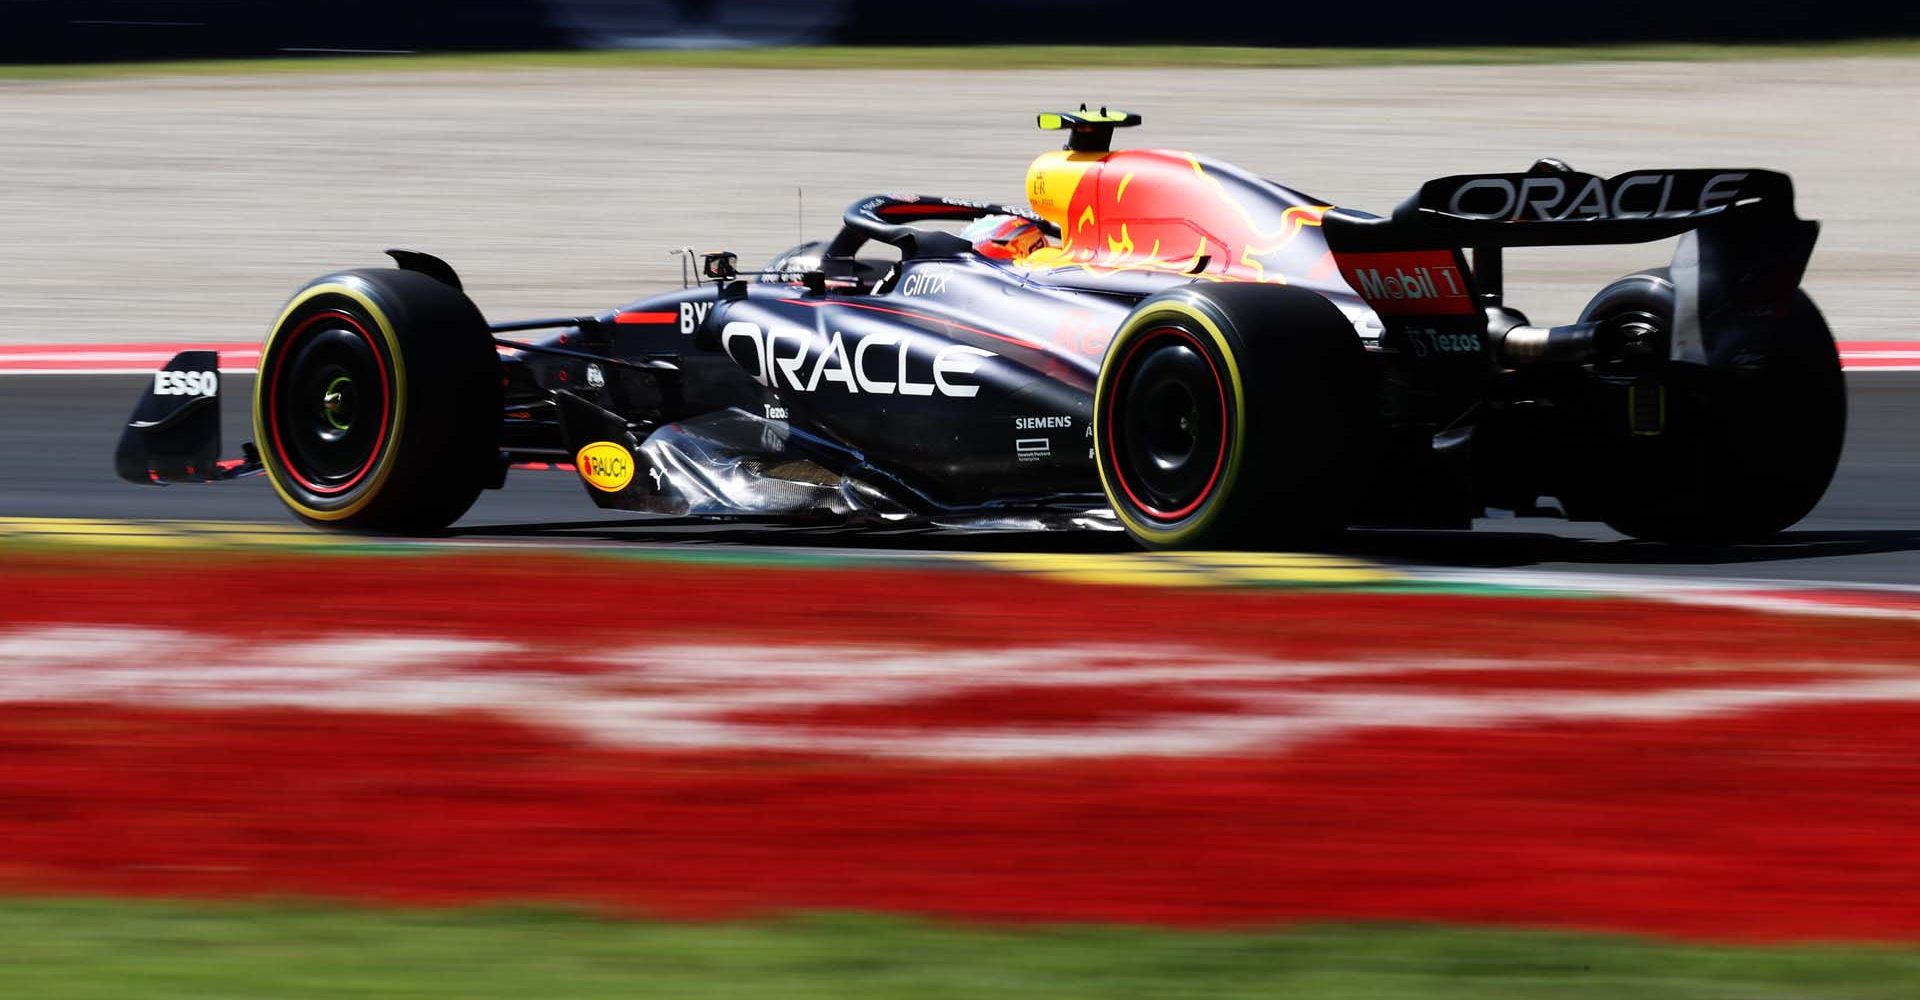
<box><xmin>254</xmin><ymin>269</ymin><xmax>501</xmax><ymax>533</ymax></box>
<box><xmin>1094</xmin><ymin>285</ymin><xmax>1372</xmax><ymax>550</ymax></box>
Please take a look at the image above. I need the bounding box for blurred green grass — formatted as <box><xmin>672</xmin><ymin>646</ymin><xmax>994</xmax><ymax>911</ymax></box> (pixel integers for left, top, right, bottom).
<box><xmin>2</xmin><ymin>39</ymin><xmax>1919</xmax><ymax>79</ymax></box>
<box><xmin>3</xmin><ymin>900</ymin><xmax>1919</xmax><ymax>999</ymax></box>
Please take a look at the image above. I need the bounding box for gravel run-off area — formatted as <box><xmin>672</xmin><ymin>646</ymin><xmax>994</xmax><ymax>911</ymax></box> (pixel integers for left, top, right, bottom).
<box><xmin>2</xmin><ymin>57</ymin><xmax>1914</xmax><ymax>343</ymax></box>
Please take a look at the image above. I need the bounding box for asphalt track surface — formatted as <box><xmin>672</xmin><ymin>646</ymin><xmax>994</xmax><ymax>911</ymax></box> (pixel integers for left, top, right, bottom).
<box><xmin>6</xmin><ymin>370</ymin><xmax>1918</xmax><ymax>587</ymax></box>
<box><xmin>4</xmin><ymin>59</ymin><xmax>1917</xmax><ymax>587</ymax></box>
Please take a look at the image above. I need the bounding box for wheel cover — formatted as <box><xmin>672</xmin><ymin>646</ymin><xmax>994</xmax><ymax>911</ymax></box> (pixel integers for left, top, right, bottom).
<box><xmin>1106</xmin><ymin>326</ymin><xmax>1229</xmax><ymax>521</ymax></box>
<box><xmin>266</xmin><ymin>310</ymin><xmax>393</xmax><ymax>496</ymax></box>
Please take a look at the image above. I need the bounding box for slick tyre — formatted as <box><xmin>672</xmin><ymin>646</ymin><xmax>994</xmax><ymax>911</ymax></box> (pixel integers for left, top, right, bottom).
<box><xmin>254</xmin><ymin>268</ymin><xmax>502</xmax><ymax>533</ymax></box>
<box><xmin>1094</xmin><ymin>285</ymin><xmax>1373</xmax><ymax>550</ymax></box>
<box><xmin>1578</xmin><ymin>268</ymin><xmax>1845</xmax><ymax>545</ymax></box>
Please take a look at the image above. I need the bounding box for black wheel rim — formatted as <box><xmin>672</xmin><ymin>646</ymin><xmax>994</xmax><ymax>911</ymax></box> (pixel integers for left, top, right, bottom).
<box><xmin>267</xmin><ymin>310</ymin><xmax>392</xmax><ymax>495</ymax></box>
<box><xmin>1108</xmin><ymin>327</ymin><xmax>1228</xmax><ymax>521</ymax></box>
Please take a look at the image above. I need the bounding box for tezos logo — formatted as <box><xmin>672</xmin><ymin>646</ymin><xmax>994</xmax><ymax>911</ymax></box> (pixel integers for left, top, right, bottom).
<box><xmin>153</xmin><ymin>369</ymin><xmax>218</xmax><ymax>397</ymax></box>
<box><xmin>575</xmin><ymin>441</ymin><xmax>634</xmax><ymax>493</ymax></box>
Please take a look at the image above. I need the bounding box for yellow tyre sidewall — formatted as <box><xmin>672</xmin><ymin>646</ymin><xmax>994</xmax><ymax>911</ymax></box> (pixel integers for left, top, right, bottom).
<box><xmin>1093</xmin><ymin>296</ymin><xmax>1249</xmax><ymax>547</ymax></box>
<box><xmin>252</xmin><ymin>280</ymin><xmax>409</xmax><ymax>522</ymax></box>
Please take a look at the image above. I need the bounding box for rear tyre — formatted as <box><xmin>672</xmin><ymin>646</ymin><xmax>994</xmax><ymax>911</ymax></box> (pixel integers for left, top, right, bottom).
<box><xmin>254</xmin><ymin>268</ymin><xmax>502</xmax><ymax>533</ymax></box>
<box><xmin>1093</xmin><ymin>285</ymin><xmax>1373</xmax><ymax>550</ymax></box>
<box><xmin>1578</xmin><ymin>268</ymin><xmax>1845</xmax><ymax>544</ymax></box>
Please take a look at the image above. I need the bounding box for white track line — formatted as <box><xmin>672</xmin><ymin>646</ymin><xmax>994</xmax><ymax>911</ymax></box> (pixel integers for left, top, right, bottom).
<box><xmin>6</xmin><ymin>625</ymin><xmax>1920</xmax><ymax>759</ymax></box>
<box><xmin>0</xmin><ymin>343</ymin><xmax>1914</xmax><ymax>374</ymax></box>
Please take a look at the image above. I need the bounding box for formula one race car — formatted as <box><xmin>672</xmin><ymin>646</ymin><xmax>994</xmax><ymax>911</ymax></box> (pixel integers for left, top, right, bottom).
<box><xmin>117</xmin><ymin>108</ymin><xmax>1844</xmax><ymax>549</ymax></box>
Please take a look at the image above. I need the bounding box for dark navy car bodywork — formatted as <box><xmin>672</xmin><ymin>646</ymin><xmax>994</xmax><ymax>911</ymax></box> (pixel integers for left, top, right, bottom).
<box><xmin>118</xmin><ymin>112</ymin><xmax>1841</xmax><ymax>547</ymax></box>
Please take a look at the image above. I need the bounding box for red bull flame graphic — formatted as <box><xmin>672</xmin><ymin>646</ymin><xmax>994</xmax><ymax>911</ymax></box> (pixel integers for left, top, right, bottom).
<box><xmin>1025</xmin><ymin>149</ymin><xmax>1330</xmax><ymax>284</ymax></box>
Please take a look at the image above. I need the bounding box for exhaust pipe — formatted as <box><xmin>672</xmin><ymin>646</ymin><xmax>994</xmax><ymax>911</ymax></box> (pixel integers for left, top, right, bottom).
<box><xmin>1487</xmin><ymin>308</ymin><xmax>1666</xmax><ymax>368</ymax></box>
<box><xmin>1490</xmin><ymin>320</ymin><xmax>1604</xmax><ymax>366</ymax></box>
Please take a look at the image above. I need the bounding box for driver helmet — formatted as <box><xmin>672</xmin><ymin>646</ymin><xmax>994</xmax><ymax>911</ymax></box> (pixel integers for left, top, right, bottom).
<box><xmin>962</xmin><ymin>214</ymin><xmax>1048</xmax><ymax>262</ymax></box>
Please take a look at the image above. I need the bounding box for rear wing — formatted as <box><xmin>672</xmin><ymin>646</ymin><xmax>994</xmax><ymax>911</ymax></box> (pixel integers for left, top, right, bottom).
<box><xmin>1321</xmin><ymin>164</ymin><xmax>1820</xmax><ymax>365</ymax></box>
<box><xmin>1407</xmin><ymin>168</ymin><xmax>1792</xmax><ymax>245</ymax></box>
<box><xmin>1324</xmin><ymin>166</ymin><xmax>1805</xmax><ymax>250</ymax></box>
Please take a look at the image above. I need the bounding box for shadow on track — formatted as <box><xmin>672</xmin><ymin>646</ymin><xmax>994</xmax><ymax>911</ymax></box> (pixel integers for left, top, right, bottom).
<box><xmin>448</xmin><ymin>515</ymin><xmax>1920</xmax><ymax>569</ymax></box>
<box><xmin>1333</xmin><ymin>528</ymin><xmax>1920</xmax><ymax>570</ymax></box>
<box><xmin>449</xmin><ymin>516</ymin><xmax>1141</xmax><ymax>553</ymax></box>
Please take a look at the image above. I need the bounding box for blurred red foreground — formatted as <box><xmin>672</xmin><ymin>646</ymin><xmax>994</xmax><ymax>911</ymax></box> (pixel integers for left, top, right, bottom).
<box><xmin>3</xmin><ymin>549</ymin><xmax>1920</xmax><ymax>942</ymax></box>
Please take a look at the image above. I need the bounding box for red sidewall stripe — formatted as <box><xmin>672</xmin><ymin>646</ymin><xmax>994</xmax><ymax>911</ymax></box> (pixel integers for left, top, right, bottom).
<box><xmin>265</xmin><ymin>310</ymin><xmax>392</xmax><ymax>497</ymax></box>
<box><xmin>1105</xmin><ymin>325</ymin><xmax>1229</xmax><ymax>523</ymax></box>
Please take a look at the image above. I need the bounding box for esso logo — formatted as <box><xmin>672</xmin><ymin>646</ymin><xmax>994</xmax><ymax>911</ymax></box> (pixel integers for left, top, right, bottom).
<box><xmin>154</xmin><ymin>369</ymin><xmax>218</xmax><ymax>397</ymax></box>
